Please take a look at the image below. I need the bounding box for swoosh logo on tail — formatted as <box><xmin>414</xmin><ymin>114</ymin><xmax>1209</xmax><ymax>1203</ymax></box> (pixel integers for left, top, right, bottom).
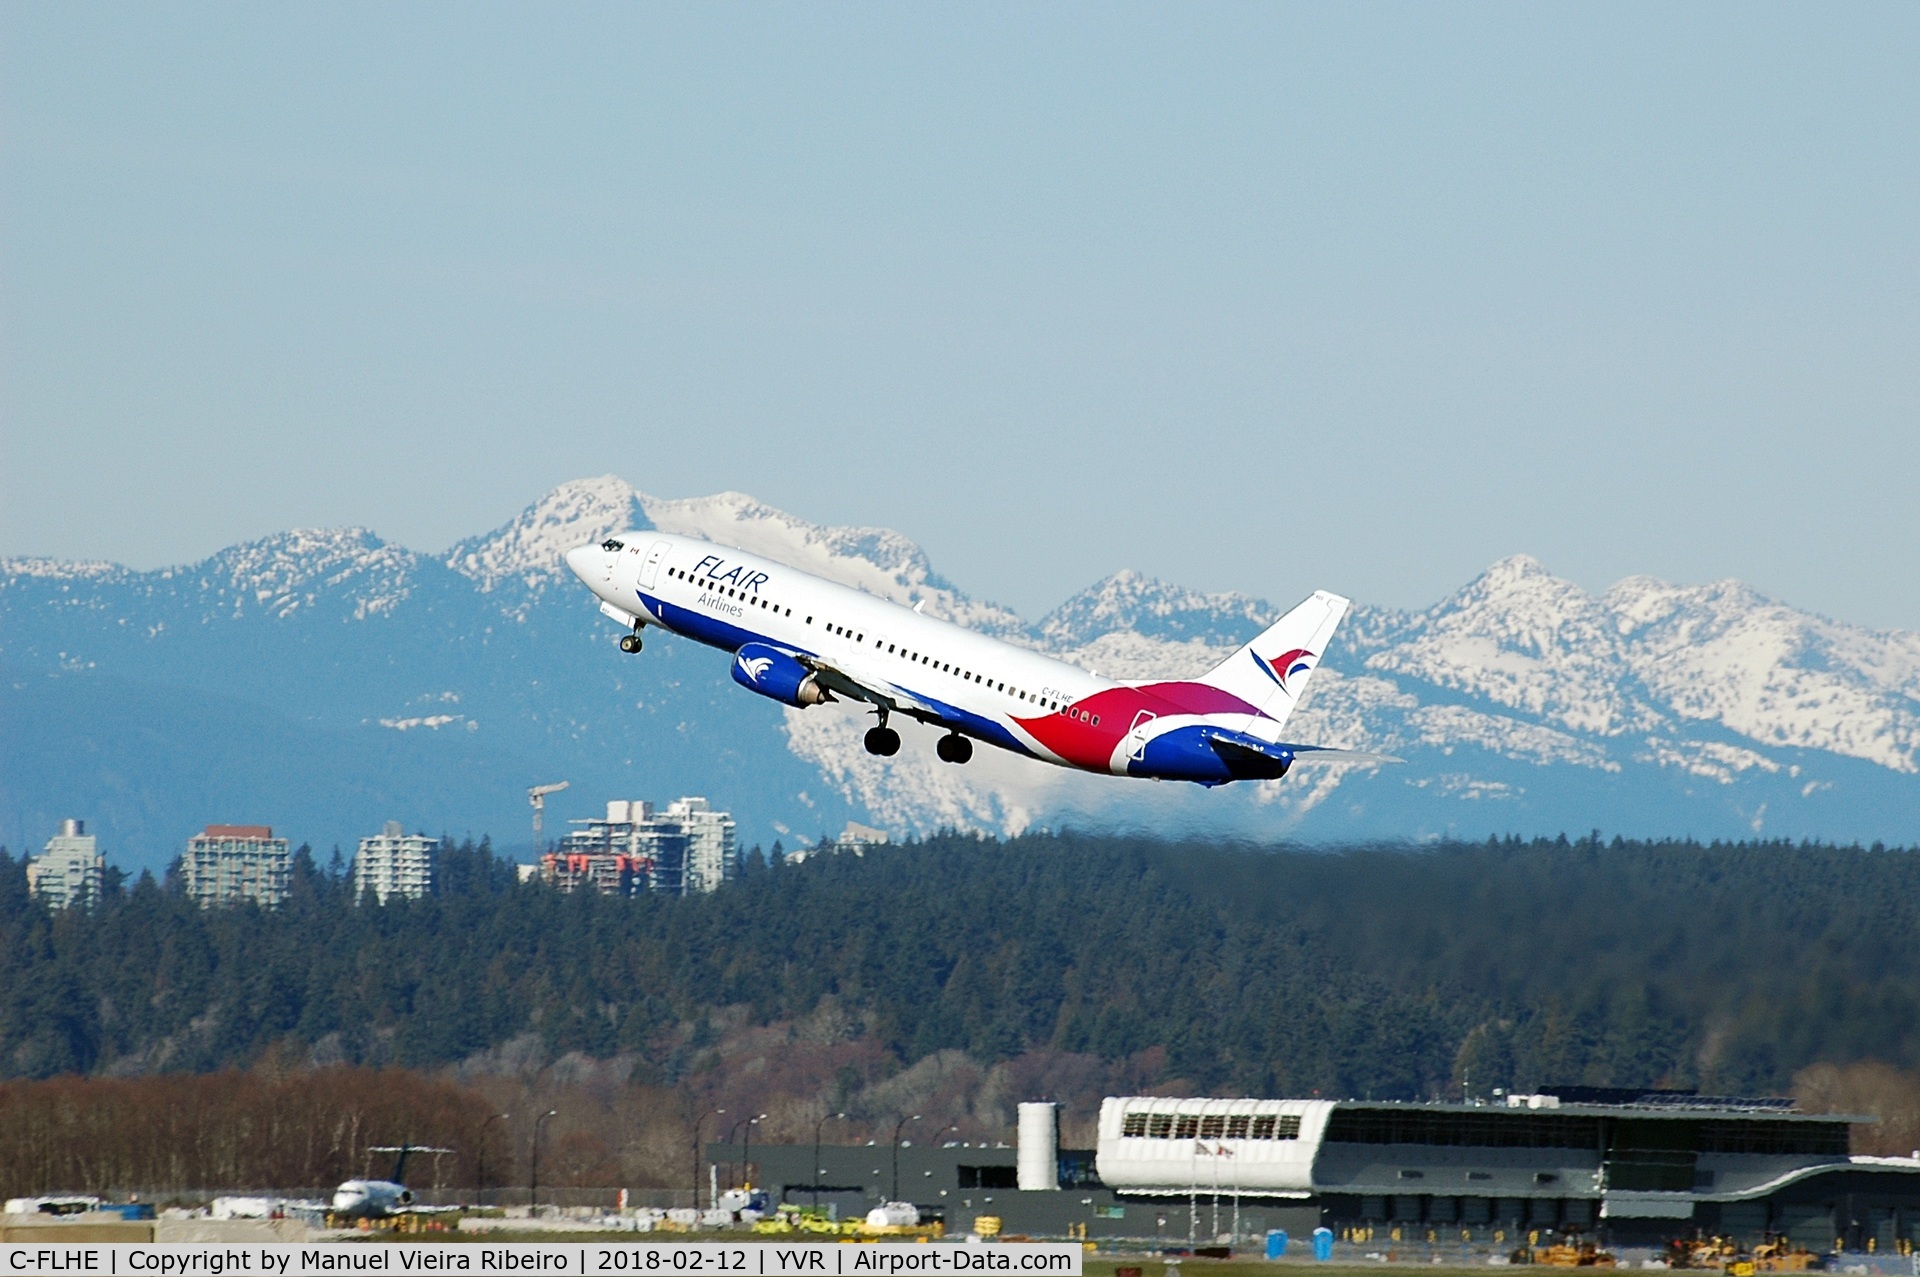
<box><xmin>1252</xmin><ymin>647</ymin><xmax>1315</xmax><ymax>695</ymax></box>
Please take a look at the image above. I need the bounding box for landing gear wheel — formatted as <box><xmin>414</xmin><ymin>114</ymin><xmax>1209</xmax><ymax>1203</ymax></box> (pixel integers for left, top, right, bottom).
<box><xmin>864</xmin><ymin>726</ymin><xmax>901</xmax><ymax>757</ymax></box>
<box><xmin>618</xmin><ymin>633</ymin><xmax>643</xmax><ymax>654</ymax></box>
<box><xmin>936</xmin><ymin>733</ymin><xmax>973</xmax><ymax>764</ymax></box>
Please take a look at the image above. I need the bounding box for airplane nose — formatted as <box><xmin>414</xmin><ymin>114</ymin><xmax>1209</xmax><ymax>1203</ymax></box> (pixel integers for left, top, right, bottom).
<box><xmin>564</xmin><ymin>544</ymin><xmax>597</xmax><ymax>583</ymax></box>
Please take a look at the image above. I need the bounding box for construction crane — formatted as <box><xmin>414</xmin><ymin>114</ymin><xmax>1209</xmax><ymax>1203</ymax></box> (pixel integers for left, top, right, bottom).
<box><xmin>528</xmin><ymin>781</ymin><xmax>569</xmax><ymax>850</ymax></box>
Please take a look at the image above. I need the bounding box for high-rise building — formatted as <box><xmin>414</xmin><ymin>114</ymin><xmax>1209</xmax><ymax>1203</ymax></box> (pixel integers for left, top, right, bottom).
<box><xmin>180</xmin><ymin>825</ymin><xmax>291</xmax><ymax>909</ymax></box>
<box><xmin>354</xmin><ymin>821</ymin><xmax>436</xmax><ymax>903</ymax></box>
<box><xmin>27</xmin><ymin>819</ymin><xmax>104</xmax><ymax>911</ymax></box>
<box><xmin>541</xmin><ymin>797</ymin><xmax>735</xmax><ymax>896</ymax></box>
<box><xmin>668</xmin><ymin>797</ymin><xmax>737</xmax><ymax>894</ymax></box>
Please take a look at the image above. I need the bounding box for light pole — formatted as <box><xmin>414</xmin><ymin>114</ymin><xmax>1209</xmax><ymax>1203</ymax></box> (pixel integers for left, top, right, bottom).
<box><xmin>476</xmin><ymin>1112</ymin><xmax>509</xmax><ymax>1205</ymax></box>
<box><xmin>813</xmin><ymin>1112</ymin><xmax>846</xmax><ymax>1209</ymax></box>
<box><xmin>726</xmin><ymin>1114</ymin><xmax>764</xmax><ymax>1191</ymax></box>
<box><xmin>741</xmin><ymin>1113</ymin><xmax>767</xmax><ymax>1195</ymax></box>
<box><xmin>692</xmin><ymin>1108</ymin><xmax>725</xmax><ymax>1212</ymax></box>
<box><xmin>529</xmin><ymin>1110</ymin><xmax>557</xmax><ymax>1217</ymax></box>
<box><xmin>890</xmin><ymin>1114</ymin><xmax>922</xmax><ymax>1203</ymax></box>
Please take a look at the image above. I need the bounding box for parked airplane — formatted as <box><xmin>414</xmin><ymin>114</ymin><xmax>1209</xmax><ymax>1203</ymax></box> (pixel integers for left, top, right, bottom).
<box><xmin>564</xmin><ymin>534</ymin><xmax>1392</xmax><ymax>786</ymax></box>
<box><xmin>331</xmin><ymin>1145</ymin><xmax>447</xmax><ymax>1220</ymax></box>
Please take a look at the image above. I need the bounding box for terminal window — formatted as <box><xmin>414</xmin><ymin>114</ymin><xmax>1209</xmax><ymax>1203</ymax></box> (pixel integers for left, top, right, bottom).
<box><xmin>958</xmin><ymin>1165</ymin><xmax>1017</xmax><ymax>1189</ymax></box>
<box><xmin>1122</xmin><ymin>1111</ymin><xmax>1300</xmax><ymax>1140</ymax></box>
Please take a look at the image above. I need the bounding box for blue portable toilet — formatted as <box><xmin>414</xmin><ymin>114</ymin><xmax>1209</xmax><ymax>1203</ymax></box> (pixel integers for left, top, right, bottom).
<box><xmin>96</xmin><ymin>1203</ymin><xmax>155</xmax><ymax>1220</ymax></box>
<box><xmin>1312</xmin><ymin>1226</ymin><xmax>1334</xmax><ymax>1261</ymax></box>
<box><xmin>1265</xmin><ymin>1230</ymin><xmax>1289</xmax><ymax>1259</ymax></box>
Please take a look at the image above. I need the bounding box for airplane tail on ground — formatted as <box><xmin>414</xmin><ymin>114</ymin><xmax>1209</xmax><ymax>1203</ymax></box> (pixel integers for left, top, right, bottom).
<box><xmin>1194</xmin><ymin>590</ymin><xmax>1350</xmax><ymax>736</ymax></box>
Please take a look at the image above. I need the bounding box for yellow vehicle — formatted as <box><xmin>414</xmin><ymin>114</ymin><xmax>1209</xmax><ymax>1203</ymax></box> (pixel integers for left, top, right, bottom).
<box><xmin>1748</xmin><ymin>1236</ymin><xmax>1819</xmax><ymax>1272</ymax></box>
<box><xmin>1534</xmin><ymin>1239</ymin><xmax>1617</xmax><ymax>1267</ymax></box>
<box><xmin>756</xmin><ymin>1206</ymin><xmax>857</xmax><ymax>1236</ymax></box>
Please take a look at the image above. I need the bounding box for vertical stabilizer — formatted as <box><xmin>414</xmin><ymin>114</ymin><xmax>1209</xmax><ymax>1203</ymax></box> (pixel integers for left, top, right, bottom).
<box><xmin>1195</xmin><ymin>590</ymin><xmax>1349</xmax><ymax>737</ymax></box>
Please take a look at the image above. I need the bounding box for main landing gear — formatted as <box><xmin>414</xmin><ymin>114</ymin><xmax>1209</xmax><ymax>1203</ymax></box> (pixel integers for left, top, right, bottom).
<box><xmin>617</xmin><ymin>631</ymin><xmax>643</xmax><ymax>654</ymax></box>
<box><xmin>864</xmin><ymin>708</ymin><xmax>901</xmax><ymax>757</ymax></box>
<box><xmin>936</xmin><ymin>733</ymin><xmax>973</xmax><ymax>765</ymax></box>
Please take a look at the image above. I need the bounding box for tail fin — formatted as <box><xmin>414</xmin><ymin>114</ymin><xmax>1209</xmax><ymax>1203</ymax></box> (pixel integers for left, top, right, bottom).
<box><xmin>1196</xmin><ymin>590</ymin><xmax>1349</xmax><ymax>737</ymax></box>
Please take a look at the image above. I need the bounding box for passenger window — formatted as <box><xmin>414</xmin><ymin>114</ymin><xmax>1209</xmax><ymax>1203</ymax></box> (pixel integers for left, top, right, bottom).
<box><xmin>1092</xmin><ymin>716</ymin><xmax>1099</xmax><ymax>726</ymax></box>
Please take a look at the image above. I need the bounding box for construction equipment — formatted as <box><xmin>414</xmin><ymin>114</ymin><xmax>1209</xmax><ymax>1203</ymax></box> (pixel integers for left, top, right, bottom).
<box><xmin>1747</xmin><ymin>1236</ymin><xmax>1819</xmax><ymax>1272</ymax></box>
<box><xmin>528</xmin><ymin>782</ymin><xmax>569</xmax><ymax>849</ymax></box>
<box><xmin>1530</xmin><ymin>1238</ymin><xmax>1617</xmax><ymax>1267</ymax></box>
<box><xmin>1667</xmin><ymin>1237</ymin><xmax>1738</xmax><ymax>1270</ymax></box>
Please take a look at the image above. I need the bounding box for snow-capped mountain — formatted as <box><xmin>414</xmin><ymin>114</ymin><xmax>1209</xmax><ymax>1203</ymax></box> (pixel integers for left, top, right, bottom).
<box><xmin>3</xmin><ymin>477</ymin><xmax>1916</xmax><ymax>874</ymax></box>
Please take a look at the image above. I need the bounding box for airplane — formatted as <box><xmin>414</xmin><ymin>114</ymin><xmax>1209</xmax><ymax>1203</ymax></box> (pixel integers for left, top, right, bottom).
<box><xmin>563</xmin><ymin>533</ymin><xmax>1393</xmax><ymax>786</ymax></box>
<box><xmin>331</xmin><ymin>1145</ymin><xmax>448</xmax><ymax>1220</ymax></box>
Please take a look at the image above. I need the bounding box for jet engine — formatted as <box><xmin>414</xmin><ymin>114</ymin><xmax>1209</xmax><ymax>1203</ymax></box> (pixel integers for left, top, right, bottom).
<box><xmin>731</xmin><ymin>643</ymin><xmax>830</xmax><ymax>707</ymax></box>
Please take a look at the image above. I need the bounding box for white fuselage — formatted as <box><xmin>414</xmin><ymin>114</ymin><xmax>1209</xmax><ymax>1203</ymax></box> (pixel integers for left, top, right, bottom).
<box><xmin>331</xmin><ymin>1179</ymin><xmax>410</xmax><ymax>1218</ymax></box>
<box><xmin>568</xmin><ymin>532</ymin><xmax>1125</xmax><ymax>769</ymax></box>
<box><xmin>564</xmin><ymin>531</ymin><xmax>1348</xmax><ymax>786</ymax></box>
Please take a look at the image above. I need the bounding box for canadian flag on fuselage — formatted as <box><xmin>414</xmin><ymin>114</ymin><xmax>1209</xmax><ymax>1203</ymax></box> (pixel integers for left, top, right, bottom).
<box><xmin>1192</xmin><ymin>590</ymin><xmax>1350</xmax><ymax>741</ymax></box>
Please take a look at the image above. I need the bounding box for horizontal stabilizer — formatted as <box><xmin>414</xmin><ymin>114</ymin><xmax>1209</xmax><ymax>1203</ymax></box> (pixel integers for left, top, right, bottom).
<box><xmin>1204</xmin><ymin>730</ymin><xmax>1401</xmax><ymax>780</ymax></box>
<box><xmin>1284</xmin><ymin>745</ymin><xmax>1404</xmax><ymax>766</ymax></box>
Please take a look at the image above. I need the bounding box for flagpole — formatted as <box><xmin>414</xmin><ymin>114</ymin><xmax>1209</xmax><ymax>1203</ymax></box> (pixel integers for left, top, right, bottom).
<box><xmin>1211</xmin><ymin>1136</ymin><xmax>1221</xmax><ymax>1241</ymax></box>
<box><xmin>1188</xmin><ymin>1126</ymin><xmax>1198</xmax><ymax>1249</ymax></box>
<box><xmin>1231</xmin><ymin>1141</ymin><xmax>1241</xmax><ymax>1247</ymax></box>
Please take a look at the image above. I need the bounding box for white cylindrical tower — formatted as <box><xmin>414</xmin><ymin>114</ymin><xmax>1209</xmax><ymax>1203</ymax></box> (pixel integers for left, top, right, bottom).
<box><xmin>1017</xmin><ymin>1101</ymin><xmax>1059</xmax><ymax>1191</ymax></box>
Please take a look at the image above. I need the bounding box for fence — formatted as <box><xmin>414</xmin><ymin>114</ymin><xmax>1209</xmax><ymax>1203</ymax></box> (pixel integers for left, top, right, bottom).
<box><xmin>88</xmin><ymin>1188</ymin><xmax>696</xmax><ymax>1212</ymax></box>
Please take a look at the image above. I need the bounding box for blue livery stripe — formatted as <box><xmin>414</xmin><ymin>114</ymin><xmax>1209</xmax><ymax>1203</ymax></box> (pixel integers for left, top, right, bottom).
<box><xmin>642</xmin><ymin>589</ymin><xmax>1036</xmax><ymax>758</ymax></box>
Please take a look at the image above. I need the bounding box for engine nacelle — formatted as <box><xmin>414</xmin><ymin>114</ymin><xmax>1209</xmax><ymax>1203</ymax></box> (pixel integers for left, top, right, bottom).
<box><xmin>731</xmin><ymin>643</ymin><xmax>830</xmax><ymax>708</ymax></box>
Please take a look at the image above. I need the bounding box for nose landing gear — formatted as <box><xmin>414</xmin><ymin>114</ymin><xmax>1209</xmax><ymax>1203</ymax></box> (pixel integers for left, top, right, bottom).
<box><xmin>936</xmin><ymin>733</ymin><xmax>973</xmax><ymax>764</ymax></box>
<box><xmin>617</xmin><ymin>632</ymin><xmax>643</xmax><ymax>654</ymax></box>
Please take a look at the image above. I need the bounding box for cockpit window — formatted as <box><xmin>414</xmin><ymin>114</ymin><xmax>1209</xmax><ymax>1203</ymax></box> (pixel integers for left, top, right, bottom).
<box><xmin>601</xmin><ymin>539</ymin><xmax>625</xmax><ymax>551</ymax></box>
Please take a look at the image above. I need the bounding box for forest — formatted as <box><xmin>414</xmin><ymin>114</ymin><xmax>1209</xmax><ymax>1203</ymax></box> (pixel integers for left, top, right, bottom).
<box><xmin>3</xmin><ymin>831</ymin><xmax>1920</xmax><ymax>1102</ymax></box>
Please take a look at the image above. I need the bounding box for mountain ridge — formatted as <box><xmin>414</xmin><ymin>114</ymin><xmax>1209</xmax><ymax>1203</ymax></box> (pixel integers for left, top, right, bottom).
<box><xmin>4</xmin><ymin>477</ymin><xmax>1917</xmax><ymax>872</ymax></box>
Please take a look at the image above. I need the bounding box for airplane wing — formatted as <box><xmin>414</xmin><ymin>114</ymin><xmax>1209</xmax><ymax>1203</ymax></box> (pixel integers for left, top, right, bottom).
<box><xmin>793</xmin><ymin>653</ymin><xmax>943</xmax><ymax>722</ymax></box>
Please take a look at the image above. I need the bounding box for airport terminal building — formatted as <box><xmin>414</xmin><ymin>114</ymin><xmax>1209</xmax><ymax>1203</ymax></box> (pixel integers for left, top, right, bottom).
<box><xmin>726</xmin><ymin>1089</ymin><xmax>1920</xmax><ymax>1249</ymax></box>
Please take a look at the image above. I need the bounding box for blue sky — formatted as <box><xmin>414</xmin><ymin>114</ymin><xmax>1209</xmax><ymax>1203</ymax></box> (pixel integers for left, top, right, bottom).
<box><xmin>4</xmin><ymin>3</ymin><xmax>1915</xmax><ymax>627</ymax></box>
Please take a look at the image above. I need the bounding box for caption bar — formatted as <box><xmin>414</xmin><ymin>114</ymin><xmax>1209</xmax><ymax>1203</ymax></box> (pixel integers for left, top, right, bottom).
<box><xmin>0</xmin><ymin>1244</ymin><xmax>1082</xmax><ymax>1277</ymax></box>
